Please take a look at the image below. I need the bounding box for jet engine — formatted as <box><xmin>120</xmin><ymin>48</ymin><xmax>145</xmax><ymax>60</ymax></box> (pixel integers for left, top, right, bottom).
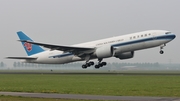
<box><xmin>95</xmin><ymin>45</ymin><xmax>113</xmax><ymax>59</ymax></box>
<box><xmin>115</xmin><ymin>51</ymin><xmax>134</xmax><ymax>60</ymax></box>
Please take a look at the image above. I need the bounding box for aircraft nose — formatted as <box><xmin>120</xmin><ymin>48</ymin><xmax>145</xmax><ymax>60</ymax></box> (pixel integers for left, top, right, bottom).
<box><xmin>171</xmin><ymin>34</ymin><xmax>176</xmax><ymax>40</ymax></box>
<box><xmin>166</xmin><ymin>32</ymin><xmax>176</xmax><ymax>40</ymax></box>
<box><xmin>165</xmin><ymin>32</ymin><xmax>176</xmax><ymax>40</ymax></box>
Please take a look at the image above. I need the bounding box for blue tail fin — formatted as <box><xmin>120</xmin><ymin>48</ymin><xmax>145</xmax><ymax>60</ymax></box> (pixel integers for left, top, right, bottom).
<box><xmin>17</xmin><ymin>31</ymin><xmax>44</xmax><ymax>56</ymax></box>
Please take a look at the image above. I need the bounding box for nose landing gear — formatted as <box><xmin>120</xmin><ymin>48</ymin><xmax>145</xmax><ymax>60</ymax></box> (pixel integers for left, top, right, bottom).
<box><xmin>160</xmin><ymin>44</ymin><xmax>166</xmax><ymax>54</ymax></box>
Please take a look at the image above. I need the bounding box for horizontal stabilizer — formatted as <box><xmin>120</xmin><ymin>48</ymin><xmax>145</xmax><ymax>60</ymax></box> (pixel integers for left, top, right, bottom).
<box><xmin>6</xmin><ymin>57</ymin><xmax>37</xmax><ymax>60</ymax></box>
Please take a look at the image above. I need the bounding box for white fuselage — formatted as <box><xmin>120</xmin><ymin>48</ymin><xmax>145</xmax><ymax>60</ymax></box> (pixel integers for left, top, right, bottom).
<box><xmin>25</xmin><ymin>30</ymin><xmax>176</xmax><ymax>64</ymax></box>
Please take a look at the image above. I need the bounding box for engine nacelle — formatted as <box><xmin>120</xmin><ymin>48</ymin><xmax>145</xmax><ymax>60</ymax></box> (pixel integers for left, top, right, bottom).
<box><xmin>95</xmin><ymin>45</ymin><xmax>113</xmax><ymax>59</ymax></box>
<box><xmin>116</xmin><ymin>51</ymin><xmax>134</xmax><ymax>60</ymax></box>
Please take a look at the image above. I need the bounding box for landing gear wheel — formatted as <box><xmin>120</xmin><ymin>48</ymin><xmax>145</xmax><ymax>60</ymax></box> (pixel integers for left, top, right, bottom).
<box><xmin>86</xmin><ymin>63</ymin><xmax>91</xmax><ymax>67</ymax></box>
<box><xmin>101</xmin><ymin>62</ymin><xmax>107</xmax><ymax>66</ymax></box>
<box><xmin>160</xmin><ymin>50</ymin><xmax>164</xmax><ymax>54</ymax></box>
<box><xmin>99</xmin><ymin>63</ymin><xmax>103</xmax><ymax>67</ymax></box>
<box><xmin>89</xmin><ymin>61</ymin><xmax>94</xmax><ymax>65</ymax></box>
<box><xmin>82</xmin><ymin>65</ymin><xmax>87</xmax><ymax>69</ymax></box>
<box><xmin>95</xmin><ymin>65</ymin><xmax>100</xmax><ymax>69</ymax></box>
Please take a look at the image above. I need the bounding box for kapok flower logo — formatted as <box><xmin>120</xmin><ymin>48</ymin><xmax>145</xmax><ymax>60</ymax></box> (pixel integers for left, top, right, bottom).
<box><xmin>24</xmin><ymin>42</ymin><xmax>32</xmax><ymax>52</ymax></box>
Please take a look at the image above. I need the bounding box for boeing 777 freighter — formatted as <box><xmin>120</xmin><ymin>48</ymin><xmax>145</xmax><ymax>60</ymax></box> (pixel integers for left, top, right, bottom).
<box><xmin>6</xmin><ymin>30</ymin><xmax>176</xmax><ymax>69</ymax></box>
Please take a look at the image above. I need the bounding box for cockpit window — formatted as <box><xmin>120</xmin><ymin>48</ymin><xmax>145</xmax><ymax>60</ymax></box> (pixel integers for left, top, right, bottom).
<box><xmin>165</xmin><ymin>32</ymin><xmax>171</xmax><ymax>34</ymax></box>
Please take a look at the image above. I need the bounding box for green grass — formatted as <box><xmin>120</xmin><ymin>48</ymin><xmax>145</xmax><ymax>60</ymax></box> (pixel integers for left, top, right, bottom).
<box><xmin>0</xmin><ymin>74</ymin><xmax>180</xmax><ymax>97</ymax></box>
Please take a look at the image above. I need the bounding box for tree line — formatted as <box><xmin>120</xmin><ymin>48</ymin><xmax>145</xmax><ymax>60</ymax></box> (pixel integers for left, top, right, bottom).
<box><xmin>0</xmin><ymin>62</ymin><xmax>5</xmax><ymax>68</ymax></box>
<box><xmin>0</xmin><ymin>61</ymin><xmax>179</xmax><ymax>70</ymax></box>
<box><xmin>12</xmin><ymin>62</ymin><xmax>160</xmax><ymax>68</ymax></box>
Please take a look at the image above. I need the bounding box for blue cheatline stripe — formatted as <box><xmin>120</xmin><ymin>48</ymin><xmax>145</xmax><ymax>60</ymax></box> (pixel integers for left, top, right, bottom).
<box><xmin>49</xmin><ymin>53</ymin><xmax>73</xmax><ymax>58</ymax></box>
<box><xmin>157</xmin><ymin>34</ymin><xmax>175</xmax><ymax>40</ymax></box>
<box><xmin>49</xmin><ymin>34</ymin><xmax>175</xmax><ymax>58</ymax></box>
<box><xmin>112</xmin><ymin>34</ymin><xmax>175</xmax><ymax>47</ymax></box>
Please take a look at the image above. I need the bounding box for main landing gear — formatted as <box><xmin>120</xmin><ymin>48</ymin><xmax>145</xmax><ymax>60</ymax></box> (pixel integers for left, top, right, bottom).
<box><xmin>81</xmin><ymin>59</ymin><xmax>107</xmax><ymax>69</ymax></box>
<box><xmin>82</xmin><ymin>61</ymin><xmax>94</xmax><ymax>69</ymax></box>
<box><xmin>160</xmin><ymin>44</ymin><xmax>166</xmax><ymax>54</ymax></box>
<box><xmin>82</xmin><ymin>55</ymin><xmax>94</xmax><ymax>69</ymax></box>
<box><xmin>94</xmin><ymin>59</ymin><xmax>107</xmax><ymax>69</ymax></box>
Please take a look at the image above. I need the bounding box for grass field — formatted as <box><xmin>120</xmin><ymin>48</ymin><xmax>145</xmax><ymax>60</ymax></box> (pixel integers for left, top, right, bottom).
<box><xmin>0</xmin><ymin>74</ymin><xmax>180</xmax><ymax>97</ymax></box>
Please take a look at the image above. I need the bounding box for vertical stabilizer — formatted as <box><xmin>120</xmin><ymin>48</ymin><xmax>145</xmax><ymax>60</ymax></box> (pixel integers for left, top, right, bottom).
<box><xmin>17</xmin><ymin>31</ymin><xmax>44</xmax><ymax>56</ymax></box>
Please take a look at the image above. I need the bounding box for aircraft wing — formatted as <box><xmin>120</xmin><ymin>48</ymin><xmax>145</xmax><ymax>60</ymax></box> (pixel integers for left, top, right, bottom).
<box><xmin>6</xmin><ymin>57</ymin><xmax>37</xmax><ymax>60</ymax></box>
<box><xmin>19</xmin><ymin>40</ymin><xmax>95</xmax><ymax>56</ymax></box>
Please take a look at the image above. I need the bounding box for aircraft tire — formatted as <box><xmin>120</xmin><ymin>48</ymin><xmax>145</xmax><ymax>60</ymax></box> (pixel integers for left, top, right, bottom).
<box><xmin>95</xmin><ymin>65</ymin><xmax>100</xmax><ymax>69</ymax></box>
<box><xmin>82</xmin><ymin>65</ymin><xmax>87</xmax><ymax>69</ymax></box>
<box><xmin>89</xmin><ymin>61</ymin><xmax>94</xmax><ymax>65</ymax></box>
<box><xmin>160</xmin><ymin>50</ymin><xmax>164</xmax><ymax>54</ymax></box>
<box><xmin>102</xmin><ymin>62</ymin><xmax>107</xmax><ymax>66</ymax></box>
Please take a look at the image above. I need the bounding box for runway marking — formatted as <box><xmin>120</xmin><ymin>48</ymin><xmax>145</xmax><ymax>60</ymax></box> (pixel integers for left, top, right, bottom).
<box><xmin>0</xmin><ymin>92</ymin><xmax>180</xmax><ymax>101</ymax></box>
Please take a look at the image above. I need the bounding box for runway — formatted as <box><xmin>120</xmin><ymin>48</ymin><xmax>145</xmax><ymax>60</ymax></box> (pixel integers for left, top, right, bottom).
<box><xmin>0</xmin><ymin>92</ymin><xmax>180</xmax><ymax>101</ymax></box>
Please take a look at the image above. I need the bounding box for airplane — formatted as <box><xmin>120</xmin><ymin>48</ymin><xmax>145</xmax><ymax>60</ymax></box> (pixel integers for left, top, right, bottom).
<box><xmin>6</xmin><ymin>30</ymin><xmax>176</xmax><ymax>69</ymax></box>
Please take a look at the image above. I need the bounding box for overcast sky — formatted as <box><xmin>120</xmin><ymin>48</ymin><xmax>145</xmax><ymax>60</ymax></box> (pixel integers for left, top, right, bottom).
<box><xmin>0</xmin><ymin>0</ymin><xmax>179</xmax><ymax>65</ymax></box>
